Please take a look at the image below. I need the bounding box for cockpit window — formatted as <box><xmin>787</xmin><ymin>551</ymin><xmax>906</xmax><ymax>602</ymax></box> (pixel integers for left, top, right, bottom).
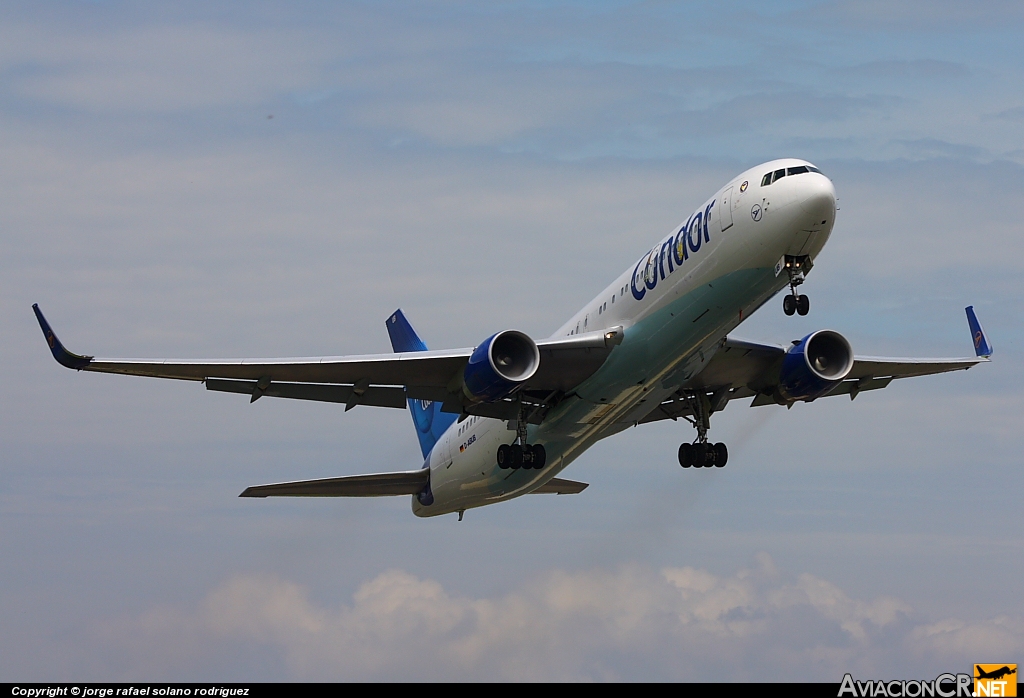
<box><xmin>762</xmin><ymin>165</ymin><xmax>823</xmax><ymax>186</ymax></box>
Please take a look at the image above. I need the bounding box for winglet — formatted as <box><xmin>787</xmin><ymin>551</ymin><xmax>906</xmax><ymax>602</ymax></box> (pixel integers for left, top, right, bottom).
<box><xmin>965</xmin><ymin>306</ymin><xmax>993</xmax><ymax>358</ymax></box>
<box><xmin>966</xmin><ymin>304</ymin><xmax>991</xmax><ymax>356</ymax></box>
<box><xmin>31</xmin><ymin>304</ymin><xmax>93</xmax><ymax>369</ymax></box>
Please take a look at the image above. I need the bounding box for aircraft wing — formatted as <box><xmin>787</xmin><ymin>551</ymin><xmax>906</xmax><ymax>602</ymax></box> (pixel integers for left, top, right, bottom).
<box><xmin>638</xmin><ymin>308</ymin><xmax>990</xmax><ymax>424</ymax></box>
<box><xmin>32</xmin><ymin>304</ymin><xmax>619</xmax><ymax>416</ymax></box>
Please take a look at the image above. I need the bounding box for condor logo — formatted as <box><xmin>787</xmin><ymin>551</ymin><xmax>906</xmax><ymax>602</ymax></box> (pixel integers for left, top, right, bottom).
<box><xmin>974</xmin><ymin>665</ymin><xmax>1017</xmax><ymax>697</ymax></box>
<box><xmin>631</xmin><ymin>199</ymin><xmax>716</xmax><ymax>301</ymax></box>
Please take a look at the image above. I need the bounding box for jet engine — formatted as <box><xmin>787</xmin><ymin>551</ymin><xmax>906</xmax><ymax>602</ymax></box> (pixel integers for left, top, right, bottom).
<box><xmin>776</xmin><ymin>330</ymin><xmax>854</xmax><ymax>402</ymax></box>
<box><xmin>462</xmin><ymin>330</ymin><xmax>540</xmax><ymax>403</ymax></box>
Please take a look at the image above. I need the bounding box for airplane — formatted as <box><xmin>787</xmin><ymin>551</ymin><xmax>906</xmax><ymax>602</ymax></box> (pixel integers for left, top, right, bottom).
<box><xmin>975</xmin><ymin>666</ymin><xmax>1016</xmax><ymax>681</ymax></box>
<box><xmin>33</xmin><ymin>158</ymin><xmax>993</xmax><ymax>520</ymax></box>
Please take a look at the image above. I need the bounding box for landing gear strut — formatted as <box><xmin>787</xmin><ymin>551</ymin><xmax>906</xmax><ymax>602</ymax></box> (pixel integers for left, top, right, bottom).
<box><xmin>497</xmin><ymin>402</ymin><xmax>547</xmax><ymax>470</ymax></box>
<box><xmin>677</xmin><ymin>390</ymin><xmax>728</xmax><ymax>469</ymax></box>
<box><xmin>782</xmin><ymin>255</ymin><xmax>810</xmax><ymax>316</ymax></box>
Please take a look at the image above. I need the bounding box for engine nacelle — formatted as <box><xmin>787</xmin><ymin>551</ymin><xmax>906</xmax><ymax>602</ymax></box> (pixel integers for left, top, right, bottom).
<box><xmin>777</xmin><ymin>330</ymin><xmax>854</xmax><ymax>402</ymax></box>
<box><xmin>462</xmin><ymin>330</ymin><xmax>540</xmax><ymax>403</ymax></box>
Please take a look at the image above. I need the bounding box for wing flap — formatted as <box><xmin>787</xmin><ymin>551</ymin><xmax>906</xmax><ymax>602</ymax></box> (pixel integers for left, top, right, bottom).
<box><xmin>240</xmin><ymin>469</ymin><xmax>429</xmax><ymax>498</ymax></box>
<box><xmin>206</xmin><ymin>379</ymin><xmax>409</xmax><ymax>408</ymax></box>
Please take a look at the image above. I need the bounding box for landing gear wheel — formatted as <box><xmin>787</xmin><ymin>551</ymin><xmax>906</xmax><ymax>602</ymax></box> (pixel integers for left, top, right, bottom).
<box><xmin>783</xmin><ymin>294</ymin><xmax>796</xmax><ymax>316</ymax></box>
<box><xmin>713</xmin><ymin>442</ymin><xmax>728</xmax><ymax>468</ymax></box>
<box><xmin>796</xmin><ymin>295</ymin><xmax>809</xmax><ymax>316</ymax></box>
<box><xmin>532</xmin><ymin>444</ymin><xmax>547</xmax><ymax>469</ymax></box>
<box><xmin>677</xmin><ymin>390</ymin><xmax>730</xmax><ymax>470</ymax></box>
<box><xmin>499</xmin><ymin>443</ymin><xmax>546</xmax><ymax>470</ymax></box>
<box><xmin>678</xmin><ymin>443</ymin><xmax>693</xmax><ymax>468</ymax></box>
<box><xmin>692</xmin><ymin>443</ymin><xmax>709</xmax><ymax>468</ymax></box>
<box><xmin>521</xmin><ymin>445</ymin><xmax>535</xmax><ymax>469</ymax></box>
<box><xmin>509</xmin><ymin>444</ymin><xmax>523</xmax><ymax>469</ymax></box>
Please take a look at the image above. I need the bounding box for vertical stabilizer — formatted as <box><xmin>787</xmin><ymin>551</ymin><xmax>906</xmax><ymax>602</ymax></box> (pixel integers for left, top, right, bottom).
<box><xmin>386</xmin><ymin>310</ymin><xmax>457</xmax><ymax>459</ymax></box>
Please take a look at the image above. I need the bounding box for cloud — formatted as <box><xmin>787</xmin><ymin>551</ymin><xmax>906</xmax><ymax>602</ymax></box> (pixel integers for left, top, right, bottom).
<box><xmin>0</xmin><ymin>3</ymin><xmax>1018</xmax><ymax>163</ymax></box>
<box><xmin>0</xmin><ymin>21</ymin><xmax>338</xmax><ymax>112</ymax></box>
<box><xmin>662</xmin><ymin>91</ymin><xmax>900</xmax><ymax>139</ymax></box>
<box><xmin>800</xmin><ymin>1</ymin><xmax>1024</xmax><ymax>30</ymax></box>
<box><xmin>897</xmin><ymin>138</ymin><xmax>990</xmax><ymax>161</ymax></box>
<box><xmin>988</xmin><ymin>106</ymin><xmax>1024</xmax><ymax>121</ymax></box>
<box><xmin>911</xmin><ymin>617</ymin><xmax>1024</xmax><ymax>658</ymax></box>
<box><xmin>94</xmin><ymin>556</ymin><xmax>1022</xmax><ymax>681</ymax></box>
<box><xmin>835</xmin><ymin>59</ymin><xmax>972</xmax><ymax>81</ymax></box>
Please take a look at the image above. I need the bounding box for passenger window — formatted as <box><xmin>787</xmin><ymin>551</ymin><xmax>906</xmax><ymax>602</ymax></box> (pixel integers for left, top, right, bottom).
<box><xmin>761</xmin><ymin>173</ymin><xmax>772</xmax><ymax>186</ymax></box>
<box><xmin>772</xmin><ymin>169</ymin><xmax>786</xmax><ymax>183</ymax></box>
<box><xmin>787</xmin><ymin>166</ymin><xmax>808</xmax><ymax>176</ymax></box>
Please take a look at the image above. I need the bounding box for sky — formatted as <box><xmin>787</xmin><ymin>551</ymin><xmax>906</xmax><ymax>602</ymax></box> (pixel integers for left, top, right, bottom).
<box><xmin>1</xmin><ymin>0</ymin><xmax>1022</xmax><ymax>682</ymax></box>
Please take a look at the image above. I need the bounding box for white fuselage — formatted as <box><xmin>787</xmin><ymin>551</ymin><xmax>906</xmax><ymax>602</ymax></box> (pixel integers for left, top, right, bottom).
<box><xmin>414</xmin><ymin>159</ymin><xmax>837</xmax><ymax>517</ymax></box>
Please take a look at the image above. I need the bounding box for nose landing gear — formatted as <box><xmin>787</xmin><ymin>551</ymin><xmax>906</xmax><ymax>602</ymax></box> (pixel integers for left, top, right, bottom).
<box><xmin>677</xmin><ymin>390</ymin><xmax>728</xmax><ymax>469</ymax></box>
<box><xmin>782</xmin><ymin>255</ymin><xmax>810</xmax><ymax>316</ymax></box>
<box><xmin>783</xmin><ymin>293</ymin><xmax>809</xmax><ymax>316</ymax></box>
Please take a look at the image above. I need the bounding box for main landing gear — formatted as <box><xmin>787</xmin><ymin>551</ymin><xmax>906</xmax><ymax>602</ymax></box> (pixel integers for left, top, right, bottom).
<box><xmin>782</xmin><ymin>255</ymin><xmax>810</xmax><ymax>316</ymax></box>
<box><xmin>497</xmin><ymin>442</ymin><xmax>546</xmax><ymax>470</ymax></box>
<box><xmin>679</xmin><ymin>442</ymin><xmax>728</xmax><ymax>468</ymax></box>
<box><xmin>497</xmin><ymin>403</ymin><xmax>547</xmax><ymax>470</ymax></box>
<box><xmin>677</xmin><ymin>390</ymin><xmax>728</xmax><ymax>469</ymax></box>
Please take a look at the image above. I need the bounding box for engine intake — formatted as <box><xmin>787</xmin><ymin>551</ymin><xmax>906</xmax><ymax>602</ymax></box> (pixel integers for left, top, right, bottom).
<box><xmin>777</xmin><ymin>330</ymin><xmax>854</xmax><ymax>402</ymax></box>
<box><xmin>462</xmin><ymin>330</ymin><xmax>540</xmax><ymax>403</ymax></box>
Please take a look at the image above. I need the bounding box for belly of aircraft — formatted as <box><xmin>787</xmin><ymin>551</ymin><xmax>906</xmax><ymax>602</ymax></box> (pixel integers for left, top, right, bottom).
<box><xmin>413</xmin><ymin>264</ymin><xmax>787</xmax><ymax>518</ymax></box>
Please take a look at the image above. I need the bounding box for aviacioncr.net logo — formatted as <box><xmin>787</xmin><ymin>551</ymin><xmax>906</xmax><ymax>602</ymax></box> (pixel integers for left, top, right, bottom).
<box><xmin>838</xmin><ymin>673</ymin><xmax>974</xmax><ymax>698</ymax></box>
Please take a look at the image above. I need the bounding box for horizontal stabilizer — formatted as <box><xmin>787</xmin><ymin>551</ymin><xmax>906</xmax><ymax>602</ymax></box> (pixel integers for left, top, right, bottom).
<box><xmin>532</xmin><ymin>478</ymin><xmax>588</xmax><ymax>495</ymax></box>
<box><xmin>240</xmin><ymin>469</ymin><xmax>428</xmax><ymax>498</ymax></box>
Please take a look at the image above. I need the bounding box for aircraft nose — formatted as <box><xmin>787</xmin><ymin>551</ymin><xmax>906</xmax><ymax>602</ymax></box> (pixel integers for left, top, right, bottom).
<box><xmin>797</xmin><ymin>173</ymin><xmax>836</xmax><ymax>226</ymax></box>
